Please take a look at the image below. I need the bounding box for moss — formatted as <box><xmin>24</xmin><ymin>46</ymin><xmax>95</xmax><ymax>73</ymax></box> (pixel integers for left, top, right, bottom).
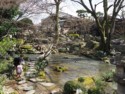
<box><xmin>38</xmin><ymin>71</ymin><xmax>46</xmax><ymax>79</ymax></box>
<box><xmin>101</xmin><ymin>57</ymin><xmax>110</xmax><ymax>64</ymax></box>
<box><xmin>21</xmin><ymin>44</ymin><xmax>33</xmax><ymax>50</ymax></box>
<box><xmin>16</xmin><ymin>39</ymin><xmax>25</xmax><ymax>45</ymax></box>
<box><xmin>69</xmin><ymin>34</ymin><xmax>80</xmax><ymax>38</ymax></box>
<box><xmin>82</xmin><ymin>77</ymin><xmax>95</xmax><ymax>89</ymax></box>
<box><xmin>54</xmin><ymin>66</ymin><xmax>68</xmax><ymax>72</ymax></box>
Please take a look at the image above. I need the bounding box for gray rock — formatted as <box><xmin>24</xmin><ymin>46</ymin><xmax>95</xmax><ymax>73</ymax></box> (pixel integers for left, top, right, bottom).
<box><xmin>40</xmin><ymin>82</ymin><xmax>55</xmax><ymax>87</ymax></box>
<box><xmin>26</xmin><ymin>90</ymin><xmax>35</xmax><ymax>94</ymax></box>
<box><xmin>23</xmin><ymin>86</ymin><xmax>34</xmax><ymax>91</ymax></box>
<box><xmin>18</xmin><ymin>80</ymin><xmax>26</xmax><ymax>85</ymax></box>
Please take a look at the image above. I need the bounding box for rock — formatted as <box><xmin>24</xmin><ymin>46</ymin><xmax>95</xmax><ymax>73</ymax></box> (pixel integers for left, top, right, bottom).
<box><xmin>18</xmin><ymin>80</ymin><xmax>26</xmax><ymax>85</ymax></box>
<box><xmin>29</xmin><ymin>78</ymin><xmax>37</xmax><ymax>82</ymax></box>
<box><xmin>40</xmin><ymin>82</ymin><xmax>55</xmax><ymax>87</ymax></box>
<box><xmin>18</xmin><ymin>83</ymin><xmax>28</xmax><ymax>90</ymax></box>
<box><xmin>3</xmin><ymin>86</ymin><xmax>15</xmax><ymax>94</ymax></box>
<box><xmin>23</xmin><ymin>86</ymin><xmax>34</xmax><ymax>91</ymax></box>
<box><xmin>28</xmin><ymin>69</ymin><xmax>36</xmax><ymax>72</ymax></box>
<box><xmin>50</xmin><ymin>88</ymin><xmax>61</xmax><ymax>94</ymax></box>
<box><xmin>36</xmin><ymin>78</ymin><xmax>45</xmax><ymax>82</ymax></box>
<box><xmin>111</xmin><ymin>39</ymin><xmax>124</xmax><ymax>45</ymax></box>
<box><xmin>26</xmin><ymin>90</ymin><xmax>35</xmax><ymax>94</ymax></box>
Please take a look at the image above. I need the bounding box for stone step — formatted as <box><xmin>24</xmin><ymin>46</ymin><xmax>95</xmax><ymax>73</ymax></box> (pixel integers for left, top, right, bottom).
<box><xmin>40</xmin><ymin>82</ymin><xmax>55</xmax><ymax>87</ymax></box>
<box><xmin>26</xmin><ymin>90</ymin><xmax>35</xmax><ymax>94</ymax></box>
<box><xmin>29</xmin><ymin>78</ymin><xmax>45</xmax><ymax>83</ymax></box>
<box><xmin>18</xmin><ymin>80</ymin><xmax>26</xmax><ymax>85</ymax></box>
<box><xmin>23</xmin><ymin>86</ymin><xmax>34</xmax><ymax>91</ymax></box>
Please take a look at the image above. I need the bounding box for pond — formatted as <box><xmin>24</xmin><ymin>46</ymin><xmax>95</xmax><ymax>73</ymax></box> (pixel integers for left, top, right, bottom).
<box><xmin>45</xmin><ymin>53</ymin><xmax>115</xmax><ymax>87</ymax></box>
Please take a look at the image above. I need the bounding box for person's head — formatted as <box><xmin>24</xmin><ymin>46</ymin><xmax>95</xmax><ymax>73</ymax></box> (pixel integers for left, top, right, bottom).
<box><xmin>20</xmin><ymin>54</ymin><xmax>24</xmax><ymax>58</ymax></box>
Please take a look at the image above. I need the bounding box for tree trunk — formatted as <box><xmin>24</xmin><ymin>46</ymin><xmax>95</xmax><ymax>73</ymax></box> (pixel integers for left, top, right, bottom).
<box><xmin>55</xmin><ymin>3</ymin><xmax>60</xmax><ymax>44</ymax></box>
<box><xmin>100</xmin><ymin>29</ymin><xmax>111</xmax><ymax>55</ymax></box>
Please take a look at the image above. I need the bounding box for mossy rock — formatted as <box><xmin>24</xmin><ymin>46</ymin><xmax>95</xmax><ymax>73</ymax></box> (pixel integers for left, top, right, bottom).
<box><xmin>81</xmin><ymin>77</ymin><xmax>95</xmax><ymax>89</ymax></box>
<box><xmin>38</xmin><ymin>71</ymin><xmax>46</xmax><ymax>79</ymax></box>
<box><xmin>21</xmin><ymin>44</ymin><xmax>33</xmax><ymax>50</ymax></box>
<box><xmin>54</xmin><ymin>66</ymin><xmax>68</xmax><ymax>72</ymax></box>
<box><xmin>58</xmin><ymin>48</ymin><xmax>67</xmax><ymax>53</ymax></box>
<box><xmin>101</xmin><ymin>57</ymin><xmax>110</xmax><ymax>64</ymax></box>
<box><xmin>69</xmin><ymin>34</ymin><xmax>80</xmax><ymax>38</ymax></box>
<box><xmin>16</xmin><ymin>39</ymin><xmax>25</xmax><ymax>45</ymax></box>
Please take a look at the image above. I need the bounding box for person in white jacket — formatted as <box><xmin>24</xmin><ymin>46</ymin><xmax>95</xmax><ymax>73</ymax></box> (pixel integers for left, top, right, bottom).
<box><xmin>16</xmin><ymin>62</ymin><xmax>23</xmax><ymax>78</ymax></box>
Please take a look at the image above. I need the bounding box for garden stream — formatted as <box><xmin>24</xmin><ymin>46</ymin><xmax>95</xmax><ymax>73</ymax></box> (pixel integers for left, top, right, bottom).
<box><xmin>27</xmin><ymin>53</ymin><xmax>115</xmax><ymax>87</ymax></box>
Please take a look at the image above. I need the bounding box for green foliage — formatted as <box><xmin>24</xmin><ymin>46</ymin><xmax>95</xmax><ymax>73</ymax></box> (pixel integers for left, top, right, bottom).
<box><xmin>63</xmin><ymin>81</ymin><xmax>86</xmax><ymax>94</ymax></box>
<box><xmin>0</xmin><ymin>7</ymin><xmax>20</xmax><ymax>19</ymax></box>
<box><xmin>101</xmin><ymin>71</ymin><xmax>114</xmax><ymax>82</ymax></box>
<box><xmin>19</xmin><ymin>18</ymin><xmax>33</xmax><ymax>25</ymax></box>
<box><xmin>20</xmin><ymin>44</ymin><xmax>33</xmax><ymax>50</ymax></box>
<box><xmin>35</xmin><ymin>58</ymin><xmax>48</xmax><ymax>72</ymax></box>
<box><xmin>88</xmin><ymin>88</ymin><xmax>102</xmax><ymax>94</ymax></box>
<box><xmin>0</xmin><ymin>75</ymin><xmax>6</xmax><ymax>94</ymax></box>
<box><xmin>78</xmin><ymin>77</ymin><xmax>84</xmax><ymax>82</ymax></box>
<box><xmin>0</xmin><ymin>37</ymin><xmax>16</xmax><ymax>55</ymax></box>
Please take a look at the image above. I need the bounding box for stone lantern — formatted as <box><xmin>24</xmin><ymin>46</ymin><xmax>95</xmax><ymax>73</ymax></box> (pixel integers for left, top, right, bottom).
<box><xmin>111</xmin><ymin>52</ymin><xmax>125</xmax><ymax>94</ymax></box>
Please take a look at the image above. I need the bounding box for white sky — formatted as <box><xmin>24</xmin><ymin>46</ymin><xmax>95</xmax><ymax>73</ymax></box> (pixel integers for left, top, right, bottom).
<box><xmin>30</xmin><ymin>0</ymin><xmax>104</xmax><ymax>24</ymax></box>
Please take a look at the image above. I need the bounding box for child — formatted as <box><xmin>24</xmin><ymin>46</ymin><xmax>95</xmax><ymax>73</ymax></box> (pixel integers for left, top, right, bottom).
<box><xmin>16</xmin><ymin>62</ymin><xmax>23</xmax><ymax>78</ymax></box>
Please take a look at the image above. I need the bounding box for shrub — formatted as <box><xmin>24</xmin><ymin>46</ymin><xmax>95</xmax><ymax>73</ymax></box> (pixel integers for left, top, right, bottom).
<box><xmin>19</xmin><ymin>18</ymin><xmax>33</xmax><ymax>25</ymax></box>
<box><xmin>63</xmin><ymin>81</ymin><xmax>85</xmax><ymax>94</ymax></box>
<box><xmin>35</xmin><ymin>58</ymin><xmax>48</xmax><ymax>72</ymax></box>
<box><xmin>78</xmin><ymin>77</ymin><xmax>84</xmax><ymax>82</ymax></box>
<box><xmin>101</xmin><ymin>71</ymin><xmax>114</xmax><ymax>82</ymax></box>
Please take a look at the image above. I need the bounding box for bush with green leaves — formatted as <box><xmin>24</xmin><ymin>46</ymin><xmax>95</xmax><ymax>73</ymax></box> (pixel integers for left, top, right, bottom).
<box><xmin>0</xmin><ymin>37</ymin><xmax>17</xmax><ymax>56</ymax></box>
<box><xmin>0</xmin><ymin>6</ymin><xmax>20</xmax><ymax>19</ymax></box>
<box><xmin>63</xmin><ymin>80</ymin><xmax>86</xmax><ymax>94</ymax></box>
<box><xmin>35</xmin><ymin>58</ymin><xmax>48</xmax><ymax>72</ymax></box>
<box><xmin>0</xmin><ymin>75</ymin><xmax>6</xmax><ymax>94</ymax></box>
<box><xmin>19</xmin><ymin>18</ymin><xmax>33</xmax><ymax>25</ymax></box>
<box><xmin>101</xmin><ymin>71</ymin><xmax>114</xmax><ymax>82</ymax></box>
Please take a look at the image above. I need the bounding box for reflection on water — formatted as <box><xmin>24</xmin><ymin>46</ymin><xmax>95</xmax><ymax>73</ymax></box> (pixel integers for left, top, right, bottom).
<box><xmin>46</xmin><ymin>53</ymin><xmax>115</xmax><ymax>87</ymax></box>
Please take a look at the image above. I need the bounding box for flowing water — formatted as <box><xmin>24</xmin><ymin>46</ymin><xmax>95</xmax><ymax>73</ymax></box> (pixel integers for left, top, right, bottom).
<box><xmin>45</xmin><ymin>53</ymin><xmax>115</xmax><ymax>87</ymax></box>
<box><xmin>25</xmin><ymin>53</ymin><xmax>115</xmax><ymax>86</ymax></box>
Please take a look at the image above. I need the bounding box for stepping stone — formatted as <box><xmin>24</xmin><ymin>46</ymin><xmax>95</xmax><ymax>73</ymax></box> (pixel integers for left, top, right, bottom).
<box><xmin>51</xmin><ymin>88</ymin><xmax>61</xmax><ymax>94</ymax></box>
<box><xmin>3</xmin><ymin>86</ymin><xmax>15</xmax><ymax>94</ymax></box>
<box><xmin>18</xmin><ymin>80</ymin><xmax>26</xmax><ymax>85</ymax></box>
<box><xmin>28</xmin><ymin>65</ymin><xmax>35</xmax><ymax>67</ymax></box>
<box><xmin>26</xmin><ymin>90</ymin><xmax>35</xmax><ymax>94</ymax></box>
<box><xmin>36</xmin><ymin>78</ymin><xmax>44</xmax><ymax>82</ymax></box>
<box><xmin>28</xmin><ymin>69</ymin><xmax>36</xmax><ymax>72</ymax></box>
<box><xmin>40</xmin><ymin>82</ymin><xmax>55</xmax><ymax>87</ymax></box>
<box><xmin>23</xmin><ymin>86</ymin><xmax>34</xmax><ymax>91</ymax></box>
<box><xmin>18</xmin><ymin>83</ymin><xmax>28</xmax><ymax>90</ymax></box>
<box><xmin>29</xmin><ymin>78</ymin><xmax>37</xmax><ymax>82</ymax></box>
